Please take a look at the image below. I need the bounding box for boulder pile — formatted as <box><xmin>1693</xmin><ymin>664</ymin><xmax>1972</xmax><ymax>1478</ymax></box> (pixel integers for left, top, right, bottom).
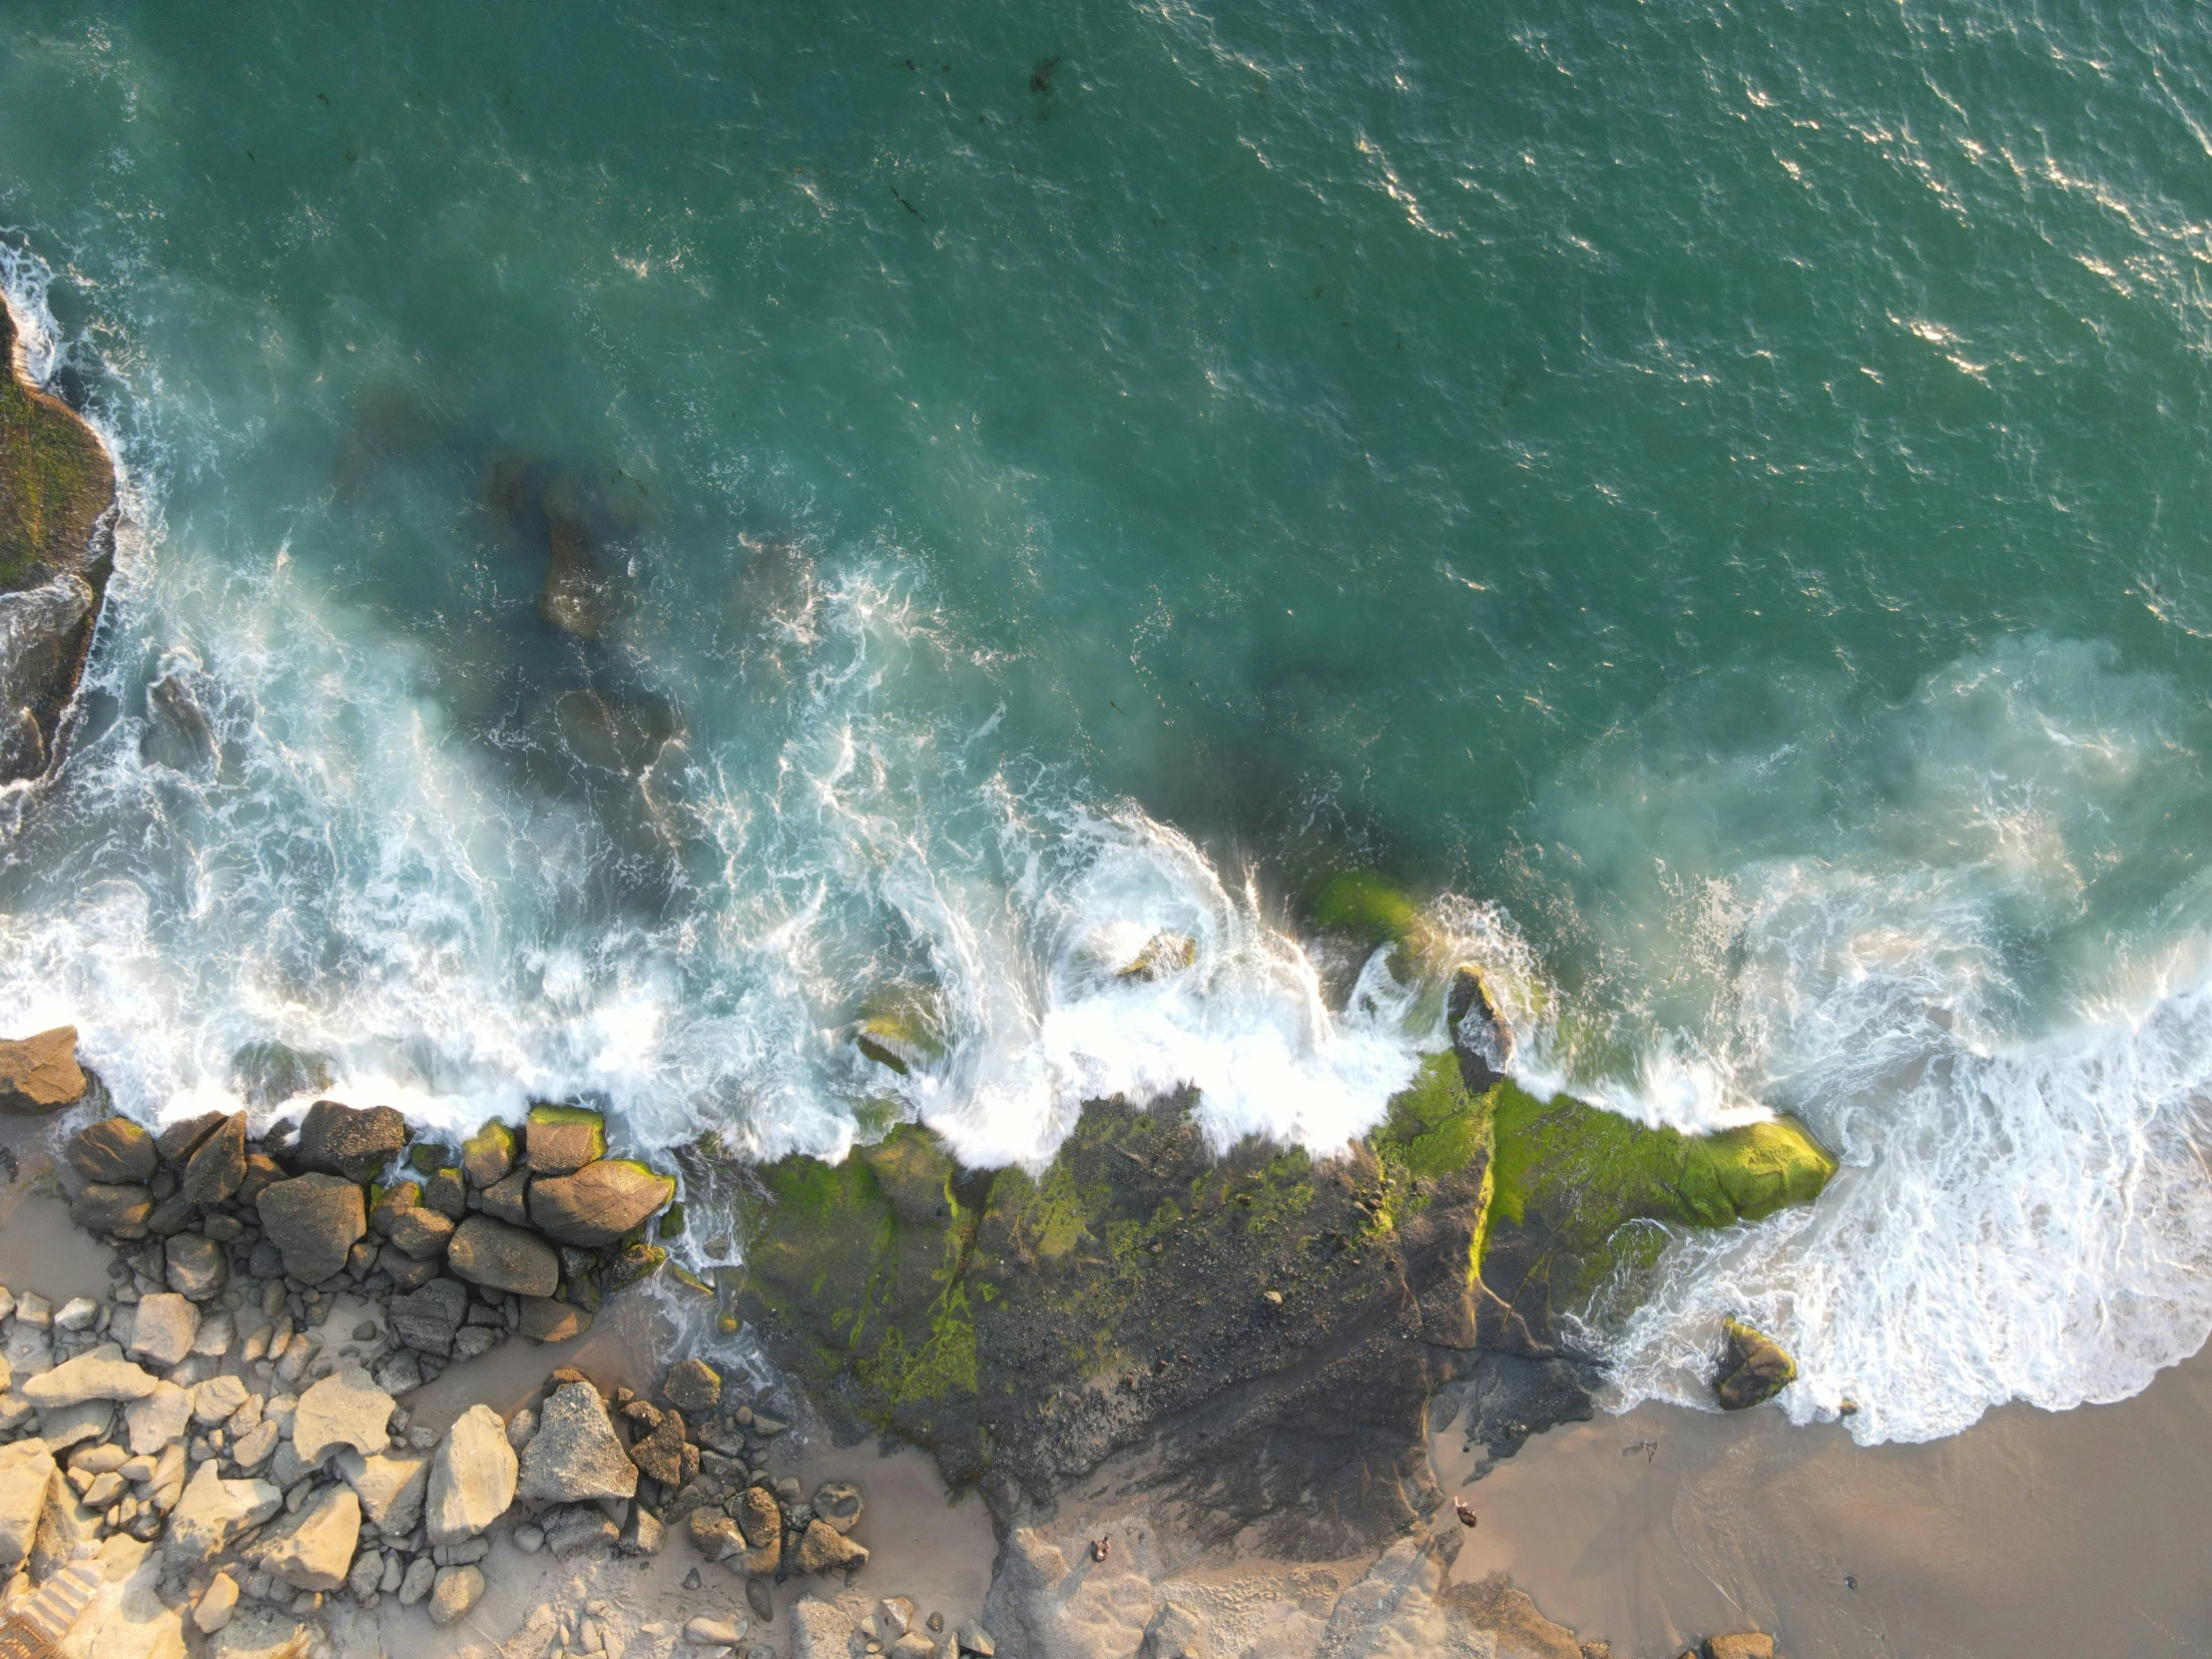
<box><xmin>0</xmin><ymin>1235</ymin><xmax>900</xmax><ymax>1658</ymax></box>
<box><xmin>64</xmin><ymin>1099</ymin><xmax>692</xmax><ymax>1392</ymax></box>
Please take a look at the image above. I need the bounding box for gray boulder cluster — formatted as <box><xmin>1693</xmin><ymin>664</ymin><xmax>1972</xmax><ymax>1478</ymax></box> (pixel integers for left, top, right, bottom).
<box><xmin>67</xmin><ymin>1099</ymin><xmax>687</xmax><ymax>1393</ymax></box>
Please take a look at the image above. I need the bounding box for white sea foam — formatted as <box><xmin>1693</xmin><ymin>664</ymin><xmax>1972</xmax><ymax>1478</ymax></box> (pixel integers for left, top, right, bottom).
<box><xmin>1543</xmin><ymin>637</ymin><xmax>2212</xmax><ymax>1443</ymax></box>
<box><xmin>12</xmin><ymin>235</ymin><xmax>2212</xmax><ymax>1452</ymax></box>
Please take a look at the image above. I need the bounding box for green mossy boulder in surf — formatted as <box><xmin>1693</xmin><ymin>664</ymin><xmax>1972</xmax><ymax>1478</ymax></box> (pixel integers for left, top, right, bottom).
<box><xmin>850</xmin><ymin>987</ymin><xmax>948</xmax><ymax>1077</ymax></box>
<box><xmin>1477</xmin><ymin>1085</ymin><xmax>1837</xmax><ymax>1333</ymax></box>
<box><xmin>1716</xmin><ymin>1317</ymin><xmax>1798</xmax><ymax>1409</ymax></box>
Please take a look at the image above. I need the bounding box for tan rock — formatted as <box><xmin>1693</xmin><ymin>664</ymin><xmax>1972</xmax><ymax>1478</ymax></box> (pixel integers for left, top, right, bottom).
<box><xmin>165</xmin><ymin>1463</ymin><xmax>281</xmax><ymax>1565</ymax></box>
<box><xmin>0</xmin><ymin>1027</ymin><xmax>87</xmax><ymax>1114</ymax></box>
<box><xmin>796</xmin><ymin>1517</ymin><xmax>867</xmax><ymax>1575</ymax></box>
<box><xmin>446</xmin><ymin>1217</ymin><xmax>559</xmax><ymax>1297</ymax></box>
<box><xmin>333</xmin><ymin>1447</ymin><xmax>429</xmax><ymax>1534</ymax></box>
<box><xmin>122</xmin><ymin>1381</ymin><xmax>191</xmax><ymax>1453</ymax></box>
<box><xmin>516</xmin><ymin>1382</ymin><xmax>635</xmax><ymax>1503</ymax></box>
<box><xmin>426</xmin><ymin>1403</ymin><xmax>517</xmax><ymax>1543</ymax></box>
<box><xmin>290</xmin><ymin>1365</ymin><xmax>393</xmax><ymax>1464</ymax></box>
<box><xmin>125</xmin><ymin>1292</ymin><xmax>197</xmax><ymax>1371</ymax></box>
<box><xmin>428</xmin><ymin>1563</ymin><xmax>485</xmax><ymax>1627</ymax></box>
<box><xmin>22</xmin><ymin>1345</ymin><xmax>159</xmax><ymax>1407</ymax></box>
<box><xmin>192</xmin><ymin>1573</ymin><xmax>239</xmax><ymax>1634</ymax></box>
<box><xmin>0</xmin><ymin>1439</ymin><xmax>55</xmax><ymax>1567</ymax></box>
<box><xmin>1704</xmin><ymin>1638</ymin><xmax>1778</xmax><ymax>1659</ymax></box>
<box><xmin>256</xmin><ymin>1482</ymin><xmax>359</xmax><ymax>1591</ymax></box>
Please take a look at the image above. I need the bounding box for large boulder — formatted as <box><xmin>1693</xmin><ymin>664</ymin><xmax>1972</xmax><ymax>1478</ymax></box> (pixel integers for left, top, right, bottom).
<box><xmin>253</xmin><ymin>1174</ymin><xmax>365</xmax><ymax>1283</ymax></box>
<box><xmin>516</xmin><ymin>1298</ymin><xmax>591</xmax><ymax>1343</ymax></box>
<box><xmin>72</xmin><ymin>1183</ymin><xmax>153</xmax><ymax>1240</ymax></box>
<box><xmin>122</xmin><ymin>1381</ymin><xmax>191</xmax><ymax>1454</ymax></box>
<box><xmin>0</xmin><ymin>277</ymin><xmax>116</xmax><ymax>783</ymax></box>
<box><xmin>0</xmin><ymin>1440</ymin><xmax>54</xmax><ymax>1567</ymax></box>
<box><xmin>154</xmin><ymin>1112</ymin><xmax>226</xmax><ymax>1168</ymax></box>
<box><xmin>22</xmin><ymin>1346</ymin><xmax>158</xmax><ymax>1408</ymax></box>
<box><xmin>481</xmin><ymin>1167</ymin><xmax>531</xmax><ymax>1225</ymax></box>
<box><xmin>625</xmin><ymin>1410</ymin><xmax>686</xmax><ymax>1484</ymax></box>
<box><xmin>163</xmin><ymin>1234</ymin><xmax>228</xmax><ymax>1302</ymax></box>
<box><xmin>796</xmin><ymin>1517</ymin><xmax>867</xmax><ymax>1575</ymax></box>
<box><xmin>524</xmin><ymin>1104</ymin><xmax>605</xmax><ymax>1175</ymax></box>
<box><xmin>125</xmin><ymin>1296</ymin><xmax>198</xmax><ymax>1369</ymax></box>
<box><xmin>734</xmin><ymin>1484</ymin><xmax>781</xmax><ymax>1549</ymax></box>
<box><xmin>515</xmin><ymin>1382</ymin><xmax>636</xmax><ymax>1504</ymax></box>
<box><xmin>528</xmin><ymin>1159</ymin><xmax>675</xmax><ymax>1248</ymax></box>
<box><xmin>383</xmin><ymin>1206</ymin><xmax>455</xmax><ymax>1261</ymax></box>
<box><xmin>461</xmin><ymin>1121</ymin><xmax>517</xmax><ymax>1188</ymax></box>
<box><xmin>166</xmin><ymin>1464</ymin><xmax>281</xmax><ymax>1565</ymax></box>
<box><xmin>0</xmin><ymin>1027</ymin><xmax>87</xmax><ymax>1115</ymax></box>
<box><xmin>290</xmin><ymin>1100</ymin><xmax>405</xmax><ymax>1183</ymax></box>
<box><xmin>426</xmin><ymin>1403</ymin><xmax>517</xmax><ymax>1544</ymax></box>
<box><xmin>388</xmin><ymin>1278</ymin><xmax>468</xmax><ymax>1358</ymax></box>
<box><xmin>180</xmin><ymin>1113</ymin><xmax>247</xmax><ymax>1205</ymax></box>
<box><xmin>67</xmin><ymin>1117</ymin><xmax>156</xmax><ymax>1184</ymax></box>
<box><xmin>291</xmin><ymin>1367</ymin><xmax>394</xmax><ymax>1464</ymax></box>
<box><xmin>428</xmin><ymin>1564</ymin><xmax>486</xmax><ymax>1627</ymax></box>
<box><xmin>1716</xmin><ymin>1320</ymin><xmax>1796</xmax><ymax>1410</ymax></box>
<box><xmin>445</xmin><ymin>1216</ymin><xmax>559</xmax><ymax>1297</ymax></box>
<box><xmin>333</xmin><ymin>1449</ymin><xmax>429</xmax><ymax>1535</ymax></box>
<box><xmin>255</xmin><ymin>1483</ymin><xmax>359</xmax><ymax>1591</ymax></box>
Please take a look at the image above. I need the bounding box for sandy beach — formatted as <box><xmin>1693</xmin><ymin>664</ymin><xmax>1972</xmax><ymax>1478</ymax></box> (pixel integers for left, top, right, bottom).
<box><xmin>1432</xmin><ymin>1357</ymin><xmax>2212</xmax><ymax>1657</ymax></box>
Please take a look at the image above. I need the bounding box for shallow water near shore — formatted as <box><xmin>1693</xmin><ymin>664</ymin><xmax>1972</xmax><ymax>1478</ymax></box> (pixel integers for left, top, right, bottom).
<box><xmin>6</xmin><ymin>0</ymin><xmax>2212</xmax><ymax>1451</ymax></box>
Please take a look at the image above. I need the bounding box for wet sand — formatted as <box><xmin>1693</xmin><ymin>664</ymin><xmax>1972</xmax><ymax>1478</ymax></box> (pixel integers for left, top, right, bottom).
<box><xmin>1431</xmin><ymin>1356</ymin><xmax>2212</xmax><ymax>1658</ymax></box>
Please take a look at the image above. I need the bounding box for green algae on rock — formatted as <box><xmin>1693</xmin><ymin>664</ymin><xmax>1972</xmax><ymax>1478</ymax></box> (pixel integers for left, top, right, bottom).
<box><xmin>850</xmin><ymin>987</ymin><xmax>948</xmax><ymax>1077</ymax></box>
<box><xmin>1478</xmin><ymin>1085</ymin><xmax>1837</xmax><ymax>1336</ymax></box>
<box><xmin>729</xmin><ymin>1051</ymin><xmax>1836</xmax><ymax>1553</ymax></box>
<box><xmin>0</xmin><ymin>295</ymin><xmax>116</xmax><ymax>782</ymax></box>
<box><xmin>1116</xmin><ymin>931</ymin><xmax>1198</xmax><ymax>982</ymax></box>
<box><xmin>1716</xmin><ymin>1317</ymin><xmax>1798</xmax><ymax>1409</ymax></box>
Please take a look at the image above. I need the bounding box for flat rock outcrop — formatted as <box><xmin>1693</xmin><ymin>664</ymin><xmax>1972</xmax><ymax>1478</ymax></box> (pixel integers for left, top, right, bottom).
<box><xmin>0</xmin><ymin>1028</ymin><xmax>90</xmax><ymax>1116</ymax></box>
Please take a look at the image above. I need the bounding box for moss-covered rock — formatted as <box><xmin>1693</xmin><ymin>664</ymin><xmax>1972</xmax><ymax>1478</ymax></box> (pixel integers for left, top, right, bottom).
<box><xmin>850</xmin><ymin>987</ymin><xmax>947</xmax><ymax>1077</ymax></box>
<box><xmin>0</xmin><ymin>297</ymin><xmax>115</xmax><ymax>782</ymax></box>
<box><xmin>1716</xmin><ymin>1318</ymin><xmax>1796</xmax><ymax>1409</ymax></box>
<box><xmin>1306</xmin><ymin>870</ymin><xmax>1424</xmax><ymax>949</ymax></box>
<box><xmin>1478</xmin><ymin>1087</ymin><xmax>1836</xmax><ymax>1335</ymax></box>
<box><xmin>1116</xmin><ymin>931</ymin><xmax>1197</xmax><ymax>982</ymax></box>
<box><xmin>460</xmin><ymin>1120</ymin><xmax>517</xmax><ymax>1188</ymax></box>
<box><xmin>526</xmin><ymin>1103</ymin><xmax>606</xmax><ymax>1175</ymax></box>
<box><xmin>732</xmin><ymin>1055</ymin><xmax>1835</xmax><ymax>1556</ymax></box>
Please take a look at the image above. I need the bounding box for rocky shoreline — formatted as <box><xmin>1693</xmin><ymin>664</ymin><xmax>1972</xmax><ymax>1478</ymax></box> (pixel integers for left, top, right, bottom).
<box><xmin>0</xmin><ymin>1016</ymin><xmax>1818</xmax><ymax>1659</ymax></box>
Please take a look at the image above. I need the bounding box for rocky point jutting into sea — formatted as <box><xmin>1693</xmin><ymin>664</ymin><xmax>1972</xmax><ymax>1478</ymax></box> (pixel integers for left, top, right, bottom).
<box><xmin>0</xmin><ymin>963</ymin><xmax>1822</xmax><ymax>1659</ymax></box>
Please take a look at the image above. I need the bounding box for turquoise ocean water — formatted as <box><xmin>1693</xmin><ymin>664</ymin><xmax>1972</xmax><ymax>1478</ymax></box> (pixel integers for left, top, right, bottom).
<box><xmin>6</xmin><ymin>0</ymin><xmax>2212</xmax><ymax>1443</ymax></box>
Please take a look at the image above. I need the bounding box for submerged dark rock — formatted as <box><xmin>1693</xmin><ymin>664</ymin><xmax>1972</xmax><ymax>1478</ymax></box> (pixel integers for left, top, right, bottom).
<box><xmin>1447</xmin><ymin>964</ymin><xmax>1515</xmax><ymax>1093</ymax></box>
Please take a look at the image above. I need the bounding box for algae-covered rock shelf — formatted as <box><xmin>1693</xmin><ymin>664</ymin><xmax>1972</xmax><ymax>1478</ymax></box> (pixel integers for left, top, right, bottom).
<box><xmin>0</xmin><ymin>296</ymin><xmax>115</xmax><ymax>784</ymax></box>
<box><xmin>736</xmin><ymin>1028</ymin><xmax>1836</xmax><ymax>1553</ymax></box>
